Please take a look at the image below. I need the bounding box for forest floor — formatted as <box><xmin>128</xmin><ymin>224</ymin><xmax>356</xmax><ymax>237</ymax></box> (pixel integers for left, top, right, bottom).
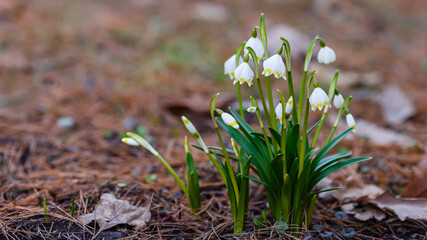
<box><xmin>1</xmin><ymin>0</ymin><xmax>427</xmax><ymax>239</ymax></box>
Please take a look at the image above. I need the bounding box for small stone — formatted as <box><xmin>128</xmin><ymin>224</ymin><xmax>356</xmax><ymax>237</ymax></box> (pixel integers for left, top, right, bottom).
<box><xmin>342</xmin><ymin>228</ymin><xmax>356</xmax><ymax>238</ymax></box>
<box><xmin>117</xmin><ymin>183</ymin><xmax>127</xmax><ymax>188</ymax></box>
<box><xmin>319</xmin><ymin>231</ymin><xmax>333</xmax><ymax>238</ymax></box>
<box><xmin>374</xmin><ymin>84</ymin><xmax>415</xmax><ymax>126</ymax></box>
<box><xmin>334</xmin><ymin>211</ymin><xmax>348</xmax><ymax>220</ymax></box>
<box><xmin>57</xmin><ymin>116</ymin><xmax>75</xmax><ymax>129</ymax></box>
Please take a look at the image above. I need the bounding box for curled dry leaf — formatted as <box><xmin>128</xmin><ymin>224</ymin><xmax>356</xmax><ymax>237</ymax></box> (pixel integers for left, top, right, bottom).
<box><xmin>77</xmin><ymin>193</ymin><xmax>151</xmax><ymax>230</ymax></box>
<box><xmin>342</xmin><ymin>203</ymin><xmax>386</xmax><ymax>221</ymax></box>
<box><xmin>371</xmin><ymin>191</ymin><xmax>427</xmax><ymax>221</ymax></box>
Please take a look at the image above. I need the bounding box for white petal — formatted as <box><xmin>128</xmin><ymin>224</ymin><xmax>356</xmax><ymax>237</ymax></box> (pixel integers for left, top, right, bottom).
<box><xmin>224</xmin><ymin>54</ymin><xmax>243</xmax><ymax>80</ymax></box>
<box><xmin>285</xmin><ymin>96</ymin><xmax>293</xmax><ymax>114</ymax></box>
<box><xmin>181</xmin><ymin>116</ymin><xmax>197</xmax><ymax>135</ymax></box>
<box><xmin>122</xmin><ymin>138</ymin><xmax>139</xmax><ymax>146</ymax></box>
<box><xmin>244</xmin><ymin>37</ymin><xmax>265</xmax><ymax>62</ymax></box>
<box><xmin>221</xmin><ymin>112</ymin><xmax>239</xmax><ymax>129</ymax></box>
<box><xmin>247</xmin><ymin>106</ymin><xmax>257</xmax><ymax>113</ymax></box>
<box><xmin>333</xmin><ymin>93</ymin><xmax>345</xmax><ymax>109</ymax></box>
<box><xmin>275</xmin><ymin>103</ymin><xmax>283</xmax><ymax>123</ymax></box>
<box><xmin>317</xmin><ymin>46</ymin><xmax>336</xmax><ymax>64</ymax></box>
<box><xmin>346</xmin><ymin>114</ymin><xmax>356</xmax><ymax>133</ymax></box>
<box><xmin>309</xmin><ymin>88</ymin><xmax>329</xmax><ymax>112</ymax></box>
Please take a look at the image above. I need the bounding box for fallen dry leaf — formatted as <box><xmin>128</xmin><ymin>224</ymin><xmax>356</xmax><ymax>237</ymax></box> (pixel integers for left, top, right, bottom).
<box><xmin>371</xmin><ymin>191</ymin><xmax>427</xmax><ymax>221</ymax></box>
<box><xmin>403</xmin><ymin>154</ymin><xmax>427</xmax><ymax>198</ymax></box>
<box><xmin>77</xmin><ymin>193</ymin><xmax>151</xmax><ymax>230</ymax></box>
<box><xmin>342</xmin><ymin>203</ymin><xmax>386</xmax><ymax>221</ymax></box>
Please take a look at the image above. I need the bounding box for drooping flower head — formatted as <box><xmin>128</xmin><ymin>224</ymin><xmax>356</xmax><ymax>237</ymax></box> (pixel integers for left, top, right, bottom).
<box><xmin>221</xmin><ymin>112</ymin><xmax>239</xmax><ymax>129</ymax></box>
<box><xmin>234</xmin><ymin>62</ymin><xmax>254</xmax><ymax>87</ymax></box>
<box><xmin>224</xmin><ymin>54</ymin><xmax>243</xmax><ymax>80</ymax></box>
<box><xmin>346</xmin><ymin>113</ymin><xmax>356</xmax><ymax>133</ymax></box>
<box><xmin>333</xmin><ymin>93</ymin><xmax>345</xmax><ymax>109</ymax></box>
<box><xmin>247</xmin><ymin>106</ymin><xmax>257</xmax><ymax>113</ymax></box>
<box><xmin>244</xmin><ymin>37</ymin><xmax>264</xmax><ymax>63</ymax></box>
<box><xmin>121</xmin><ymin>138</ymin><xmax>139</xmax><ymax>146</ymax></box>
<box><xmin>262</xmin><ymin>54</ymin><xmax>287</xmax><ymax>80</ymax></box>
<box><xmin>181</xmin><ymin>116</ymin><xmax>197</xmax><ymax>135</ymax></box>
<box><xmin>275</xmin><ymin>103</ymin><xmax>283</xmax><ymax>123</ymax></box>
<box><xmin>317</xmin><ymin>46</ymin><xmax>336</xmax><ymax>64</ymax></box>
<box><xmin>285</xmin><ymin>96</ymin><xmax>293</xmax><ymax>114</ymax></box>
<box><xmin>309</xmin><ymin>87</ymin><xmax>329</xmax><ymax>112</ymax></box>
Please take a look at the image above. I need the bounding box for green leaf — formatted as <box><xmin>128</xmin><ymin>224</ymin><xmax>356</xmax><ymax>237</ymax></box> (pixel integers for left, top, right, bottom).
<box><xmin>314</xmin><ymin>151</ymin><xmax>352</xmax><ymax>171</ymax></box>
<box><xmin>268</xmin><ymin>127</ymin><xmax>282</xmax><ymax>146</ymax></box>
<box><xmin>307</xmin><ymin>120</ymin><xmax>321</xmax><ymax>134</ymax></box>
<box><xmin>188</xmin><ymin>172</ymin><xmax>201</xmax><ymax>212</ymax></box>
<box><xmin>311</xmin><ymin>157</ymin><xmax>372</xmax><ymax>189</ymax></box>
<box><xmin>310</xmin><ymin>128</ymin><xmax>353</xmax><ymax>172</ymax></box>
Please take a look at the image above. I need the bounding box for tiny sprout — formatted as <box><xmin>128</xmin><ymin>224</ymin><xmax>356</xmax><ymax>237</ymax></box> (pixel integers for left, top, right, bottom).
<box><xmin>317</xmin><ymin>46</ymin><xmax>336</xmax><ymax>64</ymax></box>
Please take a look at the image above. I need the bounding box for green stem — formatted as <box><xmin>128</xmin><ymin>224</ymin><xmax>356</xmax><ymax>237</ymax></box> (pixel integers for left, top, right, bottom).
<box><xmin>156</xmin><ymin>154</ymin><xmax>188</xmax><ymax>196</ymax></box>
<box><xmin>266</xmin><ymin>76</ymin><xmax>277</xmax><ymax>131</ymax></box>
<box><xmin>256</xmin><ymin>78</ymin><xmax>272</xmax><ymax>127</ymax></box>
<box><xmin>297</xmin><ymin>71</ymin><xmax>307</xmax><ymax>124</ymax></box>
<box><xmin>287</xmin><ymin>70</ymin><xmax>299</xmax><ymax>123</ymax></box>
<box><xmin>311</xmin><ymin>108</ymin><xmax>329</xmax><ymax>149</ymax></box>
<box><xmin>298</xmin><ymin>96</ymin><xmax>310</xmax><ymax>177</ymax></box>
<box><xmin>252</xmin><ymin>98</ymin><xmax>274</xmax><ymax>160</ymax></box>
<box><xmin>237</xmin><ymin>84</ymin><xmax>244</xmax><ymax>119</ymax></box>
<box><xmin>213</xmin><ymin>126</ymin><xmax>239</xmax><ymax>204</ymax></box>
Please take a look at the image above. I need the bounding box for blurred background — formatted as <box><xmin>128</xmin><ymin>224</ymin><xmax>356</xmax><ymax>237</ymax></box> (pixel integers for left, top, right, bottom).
<box><xmin>0</xmin><ymin>0</ymin><xmax>427</xmax><ymax>220</ymax></box>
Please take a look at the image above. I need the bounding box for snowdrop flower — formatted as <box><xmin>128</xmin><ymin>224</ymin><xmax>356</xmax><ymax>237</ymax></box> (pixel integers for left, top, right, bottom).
<box><xmin>309</xmin><ymin>87</ymin><xmax>329</xmax><ymax>112</ymax></box>
<box><xmin>181</xmin><ymin>116</ymin><xmax>197</xmax><ymax>135</ymax></box>
<box><xmin>247</xmin><ymin>106</ymin><xmax>257</xmax><ymax>113</ymax></box>
<box><xmin>333</xmin><ymin>93</ymin><xmax>345</xmax><ymax>109</ymax></box>
<box><xmin>234</xmin><ymin>62</ymin><xmax>254</xmax><ymax>87</ymax></box>
<box><xmin>222</xmin><ymin>112</ymin><xmax>239</xmax><ymax>129</ymax></box>
<box><xmin>244</xmin><ymin>37</ymin><xmax>264</xmax><ymax>63</ymax></box>
<box><xmin>123</xmin><ymin>133</ymin><xmax>159</xmax><ymax>156</ymax></box>
<box><xmin>346</xmin><ymin>114</ymin><xmax>356</xmax><ymax>133</ymax></box>
<box><xmin>262</xmin><ymin>54</ymin><xmax>287</xmax><ymax>80</ymax></box>
<box><xmin>275</xmin><ymin>103</ymin><xmax>283</xmax><ymax>123</ymax></box>
<box><xmin>121</xmin><ymin>138</ymin><xmax>139</xmax><ymax>146</ymax></box>
<box><xmin>317</xmin><ymin>46</ymin><xmax>336</xmax><ymax>64</ymax></box>
<box><xmin>285</xmin><ymin>96</ymin><xmax>293</xmax><ymax>114</ymax></box>
<box><xmin>224</xmin><ymin>54</ymin><xmax>243</xmax><ymax>80</ymax></box>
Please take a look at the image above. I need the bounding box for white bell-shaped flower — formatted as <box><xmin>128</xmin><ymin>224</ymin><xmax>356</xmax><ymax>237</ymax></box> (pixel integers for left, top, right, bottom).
<box><xmin>224</xmin><ymin>54</ymin><xmax>243</xmax><ymax>80</ymax></box>
<box><xmin>181</xmin><ymin>116</ymin><xmax>197</xmax><ymax>135</ymax></box>
<box><xmin>275</xmin><ymin>103</ymin><xmax>283</xmax><ymax>123</ymax></box>
<box><xmin>333</xmin><ymin>93</ymin><xmax>345</xmax><ymax>109</ymax></box>
<box><xmin>262</xmin><ymin>54</ymin><xmax>287</xmax><ymax>80</ymax></box>
<box><xmin>317</xmin><ymin>46</ymin><xmax>336</xmax><ymax>64</ymax></box>
<box><xmin>244</xmin><ymin>37</ymin><xmax>265</xmax><ymax>63</ymax></box>
<box><xmin>285</xmin><ymin>96</ymin><xmax>293</xmax><ymax>114</ymax></box>
<box><xmin>234</xmin><ymin>62</ymin><xmax>254</xmax><ymax>87</ymax></box>
<box><xmin>309</xmin><ymin>87</ymin><xmax>329</xmax><ymax>112</ymax></box>
<box><xmin>121</xmin><ymin>138</ymin><xmax>139</xmax><ymax>146</ymax></box>
<box><xmin>247</xmin><ymin>106</ymin><xmax>257</xmax><ymax>113</ymax></box>
<box><xmin>221</xmin><ymin>112</ymin><xmax>239</xmax><ymax>129</ymax></box>
<box><xmin>346</xmin><ymin>113</ymin><xmax>356</xmax><ymax>133</ymax></box>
